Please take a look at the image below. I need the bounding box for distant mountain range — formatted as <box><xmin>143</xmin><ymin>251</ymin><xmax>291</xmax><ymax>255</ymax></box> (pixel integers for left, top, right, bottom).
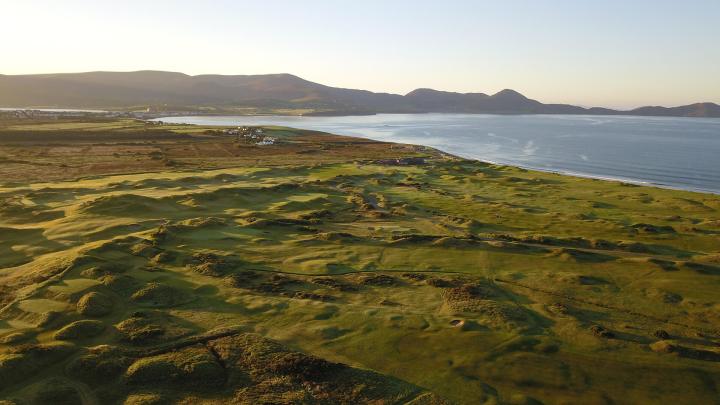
<box><xmin>0</xmin><ymin>70</ymin><xmax>718</xmax><ymax>117</ymax></box>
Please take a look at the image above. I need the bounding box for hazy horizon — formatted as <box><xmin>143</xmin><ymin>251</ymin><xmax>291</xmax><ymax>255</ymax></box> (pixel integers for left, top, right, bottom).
<box><xmin>3</xmin><ymin>0</ymin><xmax>719</xmax><ymax>109</ymax></box>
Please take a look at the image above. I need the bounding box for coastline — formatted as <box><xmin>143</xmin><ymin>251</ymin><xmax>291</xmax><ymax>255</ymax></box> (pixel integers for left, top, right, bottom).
<box><xmin>446</xmin><ymin>151</ymin><xmax>720</xmax><ymax>196</ymax></box>
<box><xmin>152</xmin><ymin>116</ymin><xmax>720</xmax><ymax>196</ymax></box>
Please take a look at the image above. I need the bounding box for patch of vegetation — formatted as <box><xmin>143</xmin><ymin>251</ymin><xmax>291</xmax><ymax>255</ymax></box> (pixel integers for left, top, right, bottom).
<box><xmin>130</xmin><ymin>283</ymin><xmax>192</xmax><ymax>308</ymax></box>
<box><xmin>53</xmin><ymin>320</ymin><xmax>105</xmax><ymax>340</ymax></box>
<box><xmin>76</xmin><ymin>292</ymin><xmax>113</xmax><ymax>317</ymax></box>
<box><xmin>23</xmin><ymin>378</ymin><xmax>82</xmax><ymax>405</ymax></box>
<box><xmin>66</xmin><ymin>345</ymin><xmax>134</xmax><ymax>383</ymax></box>
<box><xmin>0</xmin><ymin>343</ymin><xmax>77</xmax><ymax>391</ymax></box>
<box><xmin>124</xmin><ymin>346</ymin><xmax>225</xmax><ymax>389</ymax></box>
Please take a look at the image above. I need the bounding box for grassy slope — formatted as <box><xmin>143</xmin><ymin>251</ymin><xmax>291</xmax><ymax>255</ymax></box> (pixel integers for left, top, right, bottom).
<box><xmin>0</xmin><ymin>117</ymin><xmax>427</xmax><ymax>183</ymax></box>
<box><xmin>0</xmin><ymin>119</ymin><xmax>719</xmax><ymax>404</ymax></box>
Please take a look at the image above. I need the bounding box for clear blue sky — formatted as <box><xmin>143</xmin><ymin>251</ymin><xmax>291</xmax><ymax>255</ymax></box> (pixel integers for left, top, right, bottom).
<box><xmin>2</xmin><ymin>0</ymin><xmax>718</xmax><ymax>108</ymax></box>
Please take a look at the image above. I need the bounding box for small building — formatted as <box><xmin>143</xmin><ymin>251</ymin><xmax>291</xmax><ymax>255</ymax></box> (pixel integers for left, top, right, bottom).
<box><xmin>256</xmin><ymin>136</ymin><xmax>276</xmax><ymax>146</ymax></box>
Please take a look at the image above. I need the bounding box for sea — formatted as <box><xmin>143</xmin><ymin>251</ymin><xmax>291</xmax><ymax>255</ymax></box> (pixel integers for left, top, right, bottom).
<box><xmin>155</xmin><ymin>114</ymin><xmax>720</xmax><ymax>194</ymax></box>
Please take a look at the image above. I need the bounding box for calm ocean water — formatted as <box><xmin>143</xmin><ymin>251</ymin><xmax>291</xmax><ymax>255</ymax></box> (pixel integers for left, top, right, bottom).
<box><xmin>155</xmin><ymin>114</ymin><xmax>720</xmax><ymax>194</ymax></box>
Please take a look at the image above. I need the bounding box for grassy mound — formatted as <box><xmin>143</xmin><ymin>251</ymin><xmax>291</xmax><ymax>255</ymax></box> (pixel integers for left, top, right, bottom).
<box><xmin>182</xmin><ymin>217</ymin><xmax>228</xmax><ymax>228</ymax></box>
<box><xmin>24</xmin><ymin>378</ymin><xmax>81</xmax><ymax>405</ymax></box>
<box><xmin>100</xmin><ymin>274</ymin><xmax>142</xmax><ymax>295</ymax></box>
<box><xmin>189</xmin><ymin>252</ymin><xmax>234</xmax><ymax>277</ymax></box>
<box><xmin>312</xmin><ymin>277</ymin><xmax>358</xmax><ymax>292</ymax></box>
<box><xmin>64</xmin><ymin>331</ymin><xmax>440</xmax><ymax>403</ymax></box>
<box><xmin>118</xmin><ymin>321</ymin><xmax>166</xmax><ymax>346</ymax></box>
<box><xmin>431</xmin><ymin>236</ymin><xmax>475</xmax><ymax>248</ymax></box>
<box><xmin>75</xmin><ymin>291</ymin><xmax>113</xmax><ymax>317</ymax></box>
<box><xmin>0</xmin><ymin>343</ymin><xmax>77</xmax><ymax>390</ymax></box>
<box><xmin>53</xmin><ymin>320</ymin><xmax>105</xmax><ymax>340</ymax></box>
<box><xmin>80</xmin><ymin>262</ymin><xmax>127</xmax><ymax>279</ymax></box>
<box><xmin>115</xmin><ymin>312</ymin><xmax>193</xmax><ymax>345</ymax></box>
<box><xmin>80</xmin><ymin>194</ymin><xmax>184</xmax><ymax>217</ymax></box>
<box><xmin>123</xmin><ymin>393</ymin><xmax>166</xmax><ymax>405</ymax></box>
<box><xmin>130</xmin><ymin>283</ymin><xmax>191</xmax><ymax>308</ymax></box>
<box><xmin>441</xmin><ymin>282</ymin><xmax>532</xmax><ymax>328</ymax></box>
<box><xmin>631</xmin><ymin>223</ymin><xmax>676</xmax><ymax>234</ymax></box>
<box><xmin>208</xmin><ymin>333</ymin><xmax>429</xmax><ymax>404</ymax></box>
<box><xmin>150</xmin><ymin>251</ymin><xmax>176</xmax><ymax>264</ymax></box>
<box><xmin>650</xmin><ymin>340</ymin><xmax>720</xmax><ymax>361</ymax></box>
<box><xmin>124</xmin><ymin>346</ymin><xmax>225</xmax><ymax>389</ymax></box>
<box><xmin>66</xmin><ymin>345</ymin><xmax>134</xmax><ymax>383</ymax></box>
<box><xmin>312</xmin><ymin>231</ymin><xmax>359</xmax><ymax>242</ymax></box>
<box><xmin>129</xmin><ymin>241</ymin><xmax>162</xmax><ymax>258</ymax></box>
<box><xmin>645</xmin><ymin>258</ymin><xmax>677</xmax><ymax>270</ymax></box>
<box><xmin>549</xmin><ymin>248</ymin><xmax>615</xmax><ymax>263</ymax></box>
<box><xmin>361</xmin><ymin>274</ymin><xmax>398</xmax><ymax>286</ymax></box>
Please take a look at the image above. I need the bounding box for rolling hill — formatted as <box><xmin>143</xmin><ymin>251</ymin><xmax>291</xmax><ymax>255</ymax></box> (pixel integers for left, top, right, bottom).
<box><xmin>0</xmin><ymin>70</ymin><xmax>718</xmax><ymax>117</ymax></box>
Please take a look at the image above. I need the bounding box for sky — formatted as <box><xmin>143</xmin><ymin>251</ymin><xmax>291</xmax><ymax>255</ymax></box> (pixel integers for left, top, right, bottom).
<box><xmin>1</xmin><ymin>0</ymin><xmax>718</xmax><ymax>109</ymax></box>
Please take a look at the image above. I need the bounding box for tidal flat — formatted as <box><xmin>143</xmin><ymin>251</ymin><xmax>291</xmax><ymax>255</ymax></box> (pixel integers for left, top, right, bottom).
<box><xmin>0</xmin><ymin>118</ymin><xmax>719</xmax><ymax>404</ymax></box>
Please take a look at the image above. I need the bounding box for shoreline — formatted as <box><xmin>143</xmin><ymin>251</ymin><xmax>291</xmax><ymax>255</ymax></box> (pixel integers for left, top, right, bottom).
<box><xmin>150</xmin><ymin>118</ymin><xmax>720</xmax><ymax>197</ymax></box>
<box><xmin>449</xmin><ymin>152</ymin><xmax>720</xmax><ymax>196</ymax></box>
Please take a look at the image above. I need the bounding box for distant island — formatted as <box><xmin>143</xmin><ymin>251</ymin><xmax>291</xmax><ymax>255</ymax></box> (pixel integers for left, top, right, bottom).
<box><xmin>0</xmin><ymin>70</ymin><xmax>718</xmax><ymax>117</ymax></box>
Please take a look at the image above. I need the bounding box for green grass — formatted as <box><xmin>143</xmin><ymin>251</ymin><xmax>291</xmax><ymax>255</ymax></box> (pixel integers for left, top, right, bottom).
<box><xmin>0</xmin><ymin>121</ymin><xmax>719</xmax><ymax>403</ymax></box>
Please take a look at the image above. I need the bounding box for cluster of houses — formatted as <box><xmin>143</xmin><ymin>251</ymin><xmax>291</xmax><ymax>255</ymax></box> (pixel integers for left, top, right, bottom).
<box><xmin>0</xmin><ymin>108</ymin><xmax>178</xmax><ymax>120</ymax></box>
<box><xmin>0</xmin><ymin>107</ymin><xmax>210</xmax><ymax>120</ymax></box>
<box><xmin>222</xmin><ymin>126</ymin><xmax>276</xmax><ymax>145</ymax></box>
<box><xmin>0</xmin><ymin>109</ymin><xmax>114</xmax><ymax>119</ymax></box>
